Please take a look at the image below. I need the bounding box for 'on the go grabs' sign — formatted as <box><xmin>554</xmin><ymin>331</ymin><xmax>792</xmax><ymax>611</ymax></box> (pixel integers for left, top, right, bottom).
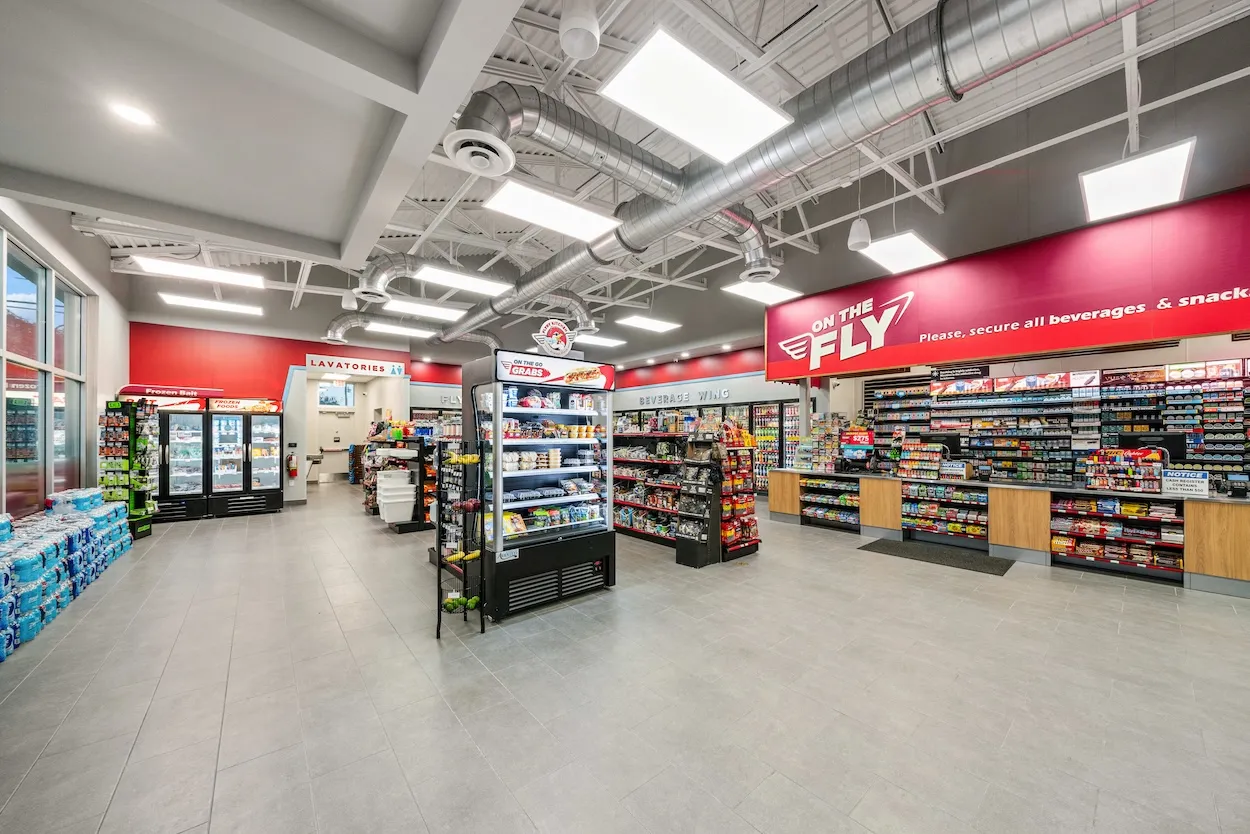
<box><xmin>1162</xmin><ymin>469</ymin><xmax>1210</xmax><ymax>498</ymax></box>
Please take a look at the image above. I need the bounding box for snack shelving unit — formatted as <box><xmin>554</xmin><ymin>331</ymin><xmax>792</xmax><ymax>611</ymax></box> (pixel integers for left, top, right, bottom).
<box><xmin>1050</xmin><ymin>491</ymin><xmax>1184</xmax><ymax>581</ymax></box>
<box><xmin>901</xmin><ymin>480</ymin><xmax>989</xmax><ymax>546</ymax></box>
<box><xmin>611</xmin><ymin>432</ymin><xmax>685</xmax><ymax>545</ymax></box>
<box><xmin>799</xmin><ymin>474</ymin><xmax>861</xmax><ymax>531</ymax></box>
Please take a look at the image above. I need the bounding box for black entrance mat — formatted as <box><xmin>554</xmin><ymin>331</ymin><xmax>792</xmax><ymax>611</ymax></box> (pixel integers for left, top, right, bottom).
<box><xmin>858</xmin><ymin>538</ymin><xmax>1013</xmax><ymax>576</ymax></box>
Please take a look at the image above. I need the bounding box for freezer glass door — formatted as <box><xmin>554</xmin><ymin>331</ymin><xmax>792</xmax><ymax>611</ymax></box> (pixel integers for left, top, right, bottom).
<box><xmin>211</xmin><ymin>414</ymin><xmax>245</xmax><ymax>493</ymax></box>
<box><xmin>167</xmin><ymin>413</ymin><xmax>205</xmax><ymax>496</ymax></box>
<box><xmin>250</xmin><ymin>415</ymin><xmax>281</xmax><ymax>491</ymax></box>
<box><xmin>751</xmin><ymin>403</ymin><xmax>780</xmax><ymax>490</ymax></box>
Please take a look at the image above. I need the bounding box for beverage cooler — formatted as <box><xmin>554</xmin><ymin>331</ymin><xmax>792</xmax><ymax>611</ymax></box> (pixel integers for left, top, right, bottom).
<box><xmin>206</xmin><ymin>399</ymin><xmax>284</xmax><ymax>517</ymax></box>
<box><xmin>462</xmin><ymin>350</ymin><xmax>616</xmax><ymax>620</ymax></box>
<box><xmin>156</xmin><ymin>412</ymin><xmax>209</xmax><ymax>522</ymax></box>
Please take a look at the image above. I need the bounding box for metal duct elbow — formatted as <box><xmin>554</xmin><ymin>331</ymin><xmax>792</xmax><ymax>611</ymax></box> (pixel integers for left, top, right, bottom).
<box><xmin>544</xmin><ymin>290</ymin><xmax>597</xmax><ymax>333</ymax></box>
<box><xmin>355</xmin><ymin>252</ymin><xmax>422</xmax><ymax>303</ymax></box>
<box><xmin>456</xmin><ymin>330</ymin><xmax>504</xmax><ymax>352</ymax></box>
<box><xmin>444</xmin><ymin>82</ymin><xmax>685</xmax><ymax>202</ymax></box>
<box><xmin>705</xmin><ymin>205</ymin><xmax>778</xmax><ymax>283</ymax></box>
<box><xmin>322</xmin><ymin>313</ymin><xmax>372</xmax><ymax>345</ymax></box>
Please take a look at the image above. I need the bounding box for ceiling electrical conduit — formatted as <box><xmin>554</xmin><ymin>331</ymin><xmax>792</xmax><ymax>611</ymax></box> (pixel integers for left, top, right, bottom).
<box><xmin>431</xmin><ymin>0</ymin><xmax>1154</xmax><ymax>345</ymax></box>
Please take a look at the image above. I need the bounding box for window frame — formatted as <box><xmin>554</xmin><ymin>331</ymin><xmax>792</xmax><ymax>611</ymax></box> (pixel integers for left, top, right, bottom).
<box><xmin>1</xmin><ymin>230</ymin><xmax>88</xmax><ymax>516</ymax></box>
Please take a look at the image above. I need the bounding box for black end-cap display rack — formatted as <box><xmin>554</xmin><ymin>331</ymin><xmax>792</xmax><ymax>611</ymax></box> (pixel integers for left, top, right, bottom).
<box><xmin>675</xmin><ymin>434</ymin><xmax>725</xmax><ymax>568</ymax></box>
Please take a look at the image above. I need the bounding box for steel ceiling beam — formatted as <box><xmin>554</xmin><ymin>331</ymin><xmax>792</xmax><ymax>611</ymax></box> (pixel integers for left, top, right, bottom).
<box><xmin>290</xmin><ymin>260</ymin><xmax>313</xmax><ymax>309</ymax></box>
<box><xmin>1123</xmin><ymin>13</ymin><xmax>1141</xmax><ymax>154</ymax></box>
<box><xmin>671</xmin><ymin>0</ymin><xmax>805</xmax><ymax>95</ymax></box>
<box><xmin>512</xmin><ymin>7</ymin><xmax>636</xmax><ymax>54</ymax></box>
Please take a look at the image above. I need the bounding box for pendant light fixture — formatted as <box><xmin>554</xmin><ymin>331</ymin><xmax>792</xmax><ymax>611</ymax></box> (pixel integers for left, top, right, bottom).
<box><xmin>848</xmin><ymin>155</ymin><xmax>870</xmax><ymax>251</ymax></box>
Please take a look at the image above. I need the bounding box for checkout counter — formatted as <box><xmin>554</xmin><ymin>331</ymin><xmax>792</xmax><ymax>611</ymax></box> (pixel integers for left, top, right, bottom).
<box><xmin>768</xmin><ymin>468</ymin><xmax>1250</xmax><ymax>599</ymax></box>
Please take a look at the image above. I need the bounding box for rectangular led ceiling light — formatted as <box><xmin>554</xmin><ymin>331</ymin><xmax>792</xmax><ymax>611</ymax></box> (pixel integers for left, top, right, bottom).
<box><xmin>365</xmin><ymin>321</ymin><xmax>435</xmax><ymax>339</ymax></box>
<box><xmin>322</xmin><ymin>373</ymin><xmax>351</xmax><ymax>380</ymax></box>
<box><xmin>618</xmin><ymin>315</ymin><xmax>680</xmax><ymax>332</ymax></box>
<box><xmin>381</xmin><ymin>299</ymin><xmax>466</xmax><ymax>321</ymax></box>
<box><xmin>135</xmin><ymin>256</ymin><xmax>265</xmax><ymax>288</ymax></box>
<box><xmin>1079</xmin><ymin>137</ymin><xmax>1196</xmax><ymax>222</ymax></box>
<box><xmin>573</xmin><ymin>333</ymin><xmax>626</xmax><ymax>347</ymax></box>
<box><xmin>600</xmin><ymin>28</ymin><xmax>793</xmax><ymax>164</ymax></box>
<box><xmin>858</xmin><ymin>231</ymin><xmax>946</xmax><ymax>274</ymax></box>
<box><xmin>414</xmin><ymin>265</ymin><xmax>511</xmax><ymax>297</ymax></box>
<box><xmin>722</xmin><ymin>282</ymin><xmax>801</xmax><ymax>305</ymax></box>
<box><xmin>158</xmin><ymin>293</ymin><xmax>263</xmax><ymax>315</ymax></box>
<box><xmin>484</xmin><ymin>181</ymin><xmax>621</xmax><ymax>241</ymax></box>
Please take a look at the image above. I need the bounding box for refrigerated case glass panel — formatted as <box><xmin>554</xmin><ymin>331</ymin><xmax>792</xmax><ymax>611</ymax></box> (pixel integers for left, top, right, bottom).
<box><xmin>783</xmin><ymin>401</ymin><xmax>801</xmax><ymax>470</ymax></box>
<box><xmin>700</xmin><ymin>406</ymin><xmax>724</xmax><ymax>421</ymax></box>
<box><xmin>250</xmin><ymin>415</ymin><xmax>281</xmax><ymax>491</ymax></box>
<box><xmin>752</xmin><ymin>403</ymin><xmax>780</xmax><ymax>490</ymax></box>
<box><xmin>485</xmin><ymin>383</ymin><xmax>610</xmax><ymax>549</ymax></box>
<box><xmin>168</xmin><ymin>414</ymin><xmax>205</xmax><ymax>496</ymax></box>
<box><xmin>211</xmin><ymin>414</ymin><xmax>244</xmax><ymax>493</ymax></box>
<box><xmin>725</xmin><ymin>404</ymin><xmax>750</xmax><ymax>427</ymax></box>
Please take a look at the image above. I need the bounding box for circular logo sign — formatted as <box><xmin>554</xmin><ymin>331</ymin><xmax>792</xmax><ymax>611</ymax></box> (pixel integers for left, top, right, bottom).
<box><xmin>532</xmin><ymin>319</ymin><xmax>572</xmax><ymax>357</ymax></box>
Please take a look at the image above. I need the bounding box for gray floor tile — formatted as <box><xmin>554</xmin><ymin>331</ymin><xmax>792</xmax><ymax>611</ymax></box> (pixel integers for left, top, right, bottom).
<box><xmin>211</xmin><ymin>743</ymin><xmax>315</xmax><ymax>834</ymax></box>
<box><xmin>130</xmin><ymin>683</ymin><xmax>225</xmax><ymax>763</ymax></box>
<box><xmin>310</xmin><ymin>749</ymin><xmax>427</xmax><ymax>834</ymax></box>
<box><xmin>737</xmin><ymin>772</ymin><xmax>870</xmax><ymax>834</ymax></box>
<box><xmin>218</xmin><ymin>686</ymin><xmax>303</xmax><ymax>770</ymax></box>
<box><xmin>623</xmin><ymin>767</ymin><xmax>757</xmax><ymax>834</ymax></box>
<box><xmin>0</xmin><ymin>732</ymin><xmax>135</xmax><ymax>831</ymax></box>
<box><xmin>3</xmin><ymin>481</ymin><xmax>1245</xmax><ymax>834</ymax></box>
<box><xmin>225</xmin><ymin>647</ymin><xmax>295</xmax><ymax>704</ymax></box>
<box><xmin>44</xmin><ymin>678</ymin><xmax>158</xmax><ymax>756</ymax></box>
<box><xmin>100</xmin><ymin>737</ymin><xmax>216</xmax><ymax>834</ymax></box>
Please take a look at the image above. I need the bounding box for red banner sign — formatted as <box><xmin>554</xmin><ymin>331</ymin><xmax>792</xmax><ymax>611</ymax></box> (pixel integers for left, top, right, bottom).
<box><xmin>765</xmin><ymin>189</ymin><xmax>1250</xmax><ymax>380</ymax></box>
<box><xmin>994</xmin><ymin>373</ymin><xmax>1071</xmax><ymax>392</ymax></box>
<box><xmin>840</xmin><ymin>430</ymin><xmax>874</xmax><ymax>447</ymax></box>
<box><xmin>930</xmin><ymin>378</ymin><xmax>993</xmax><ymax>397</ymax></box>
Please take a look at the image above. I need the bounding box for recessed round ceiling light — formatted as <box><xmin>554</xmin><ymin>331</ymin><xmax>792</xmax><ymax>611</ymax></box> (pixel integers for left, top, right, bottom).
<box><xmin>646</xmin><ymin>358</ymin><xmax>655</xmax><ymax>365</ymax></box>
<box><xmin>680</xmin><ymin>351</ymin><xmax>690</xmax><ymax>358</ymax></box>
<box><xmin>109</xmin><ymin>102</ymin><xmax>156</xmax><ymax>127</ymax></box>
<box><xmin>721</xmin><ymin>344</ymin><xmax>732</xmax><ymax>351</ymax></box>
<box><xmin>421</xmin><ymin>355</ymin><xmax>432</xmax><ymax>362</ymax></box>
<box><xmin>615</xmin><ymin>364</ymin><xmax>624</xmax><ymax>370</ymax></box>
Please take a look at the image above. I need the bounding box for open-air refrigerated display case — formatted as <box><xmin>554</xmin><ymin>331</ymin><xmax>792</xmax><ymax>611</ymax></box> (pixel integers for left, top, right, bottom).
<box><xmin>206</xmin><ymin>399</ymin><xmax>284</xmax><ymax>517</ymax></box>
<box><xmin>462</xmin><ymin>350</ymin><xmax>616</xmax><ymax>620</ymax></box>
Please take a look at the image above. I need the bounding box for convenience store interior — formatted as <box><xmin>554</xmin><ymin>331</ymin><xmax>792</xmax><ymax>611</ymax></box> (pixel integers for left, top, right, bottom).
<box><xmin>2</xmin><ymin>0</ymin><xmax>1250</xmax><ymax>832</ymax></box>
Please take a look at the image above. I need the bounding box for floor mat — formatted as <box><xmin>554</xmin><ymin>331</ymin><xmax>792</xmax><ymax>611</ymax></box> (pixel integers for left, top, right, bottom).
<box><xmin>859</xmin><ymin>538</ymin><xmax>1013</xmax><ymax>576</ymax></box>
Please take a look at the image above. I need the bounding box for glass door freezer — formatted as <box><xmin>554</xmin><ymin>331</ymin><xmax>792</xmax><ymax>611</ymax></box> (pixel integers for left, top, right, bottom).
<box><xmin>156</xmin><ymin>412</ymin><xmax>209</xmax><ymax>522</ymax></box>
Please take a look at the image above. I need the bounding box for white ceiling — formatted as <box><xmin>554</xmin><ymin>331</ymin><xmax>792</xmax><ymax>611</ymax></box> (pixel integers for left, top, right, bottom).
<box><xmin>3</xmin><ymin>0</ymin><xmax>1249</xmax><ymax>365</ymax></box>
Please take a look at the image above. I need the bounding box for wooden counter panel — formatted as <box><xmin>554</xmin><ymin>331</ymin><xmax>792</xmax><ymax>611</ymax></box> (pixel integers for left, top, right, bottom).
<box><xmin>768</xmin><ymin>470</ymin><xmax>800</xmax><ymax>515</ymax></box>
<box><xmin>1185</xmin><ymin>500</ymin><xmax>1250</xmax><ymax>580</ymax></box>
<box><xmin>989</xmin><ymin>487</ymin><xmax>1051</xmax><ymax>551</ymax></box>
<box><xmin>860</xmin><ymin>478</ymin><xmax>901</xmax><ymax>530</ymax></box>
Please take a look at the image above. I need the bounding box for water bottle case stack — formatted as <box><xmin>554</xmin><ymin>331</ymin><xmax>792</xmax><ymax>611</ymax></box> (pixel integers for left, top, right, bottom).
<box><xmin>0</xmin><ymin>488</ymin><xmax>134</xmax><ymax>662</ymax></box>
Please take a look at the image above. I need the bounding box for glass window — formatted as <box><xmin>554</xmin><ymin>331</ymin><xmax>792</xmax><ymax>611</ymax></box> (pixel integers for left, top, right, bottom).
<box><xmin>6</xmin><ymin>362</ymin><xmax>43</xmax><ymax>517</ymax></box>
<box><xmin>6</xmin><ymin>244</ymin><xmax>46</xmax><ymax>361</ymax></box>
<box><xmin>54</xmin><ymin>280</ymin><xmax>82</xmax><ymax>373</ymax></box>
<box><xmin>317</xmin><ymin>381</ymin><xmax>354</xmax><ymax>407</ymax></box>
<box><xmin>54</xmin><ymin>376</ymin><xmax>82</xmax><ymax>493</ymax></box>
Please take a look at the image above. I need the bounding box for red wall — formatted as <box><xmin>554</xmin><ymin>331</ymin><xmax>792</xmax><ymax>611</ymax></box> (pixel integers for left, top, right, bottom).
<box><xmin>618</xmin><ymin>348</ymin><xmax>765</xmax><ymax>388</ymax></box>
<box><xmin>128</xmin><ymin>323</ymin><xmax>461</xmax><ymax>399</ymax></box>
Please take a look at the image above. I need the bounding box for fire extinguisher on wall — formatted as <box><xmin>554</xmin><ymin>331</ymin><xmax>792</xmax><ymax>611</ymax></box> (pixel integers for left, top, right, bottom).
<box><xmin>286</xmin><ymin>454</ymin><xmax>298</xmax><ymax>479</ymax></box>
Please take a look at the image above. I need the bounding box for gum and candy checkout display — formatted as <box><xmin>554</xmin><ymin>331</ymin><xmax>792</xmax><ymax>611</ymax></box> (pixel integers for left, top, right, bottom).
<box><xmin>0</xmin><ymin>488</ymin><xmax>134</xmax><ymax>662</ymax></box>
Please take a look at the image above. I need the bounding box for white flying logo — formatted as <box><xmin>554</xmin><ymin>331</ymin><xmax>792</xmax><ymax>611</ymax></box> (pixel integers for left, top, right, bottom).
<box><xmin>778</xmin><ymin>291</ymin><xmax>915</xmax><ymax>369</ymax></box>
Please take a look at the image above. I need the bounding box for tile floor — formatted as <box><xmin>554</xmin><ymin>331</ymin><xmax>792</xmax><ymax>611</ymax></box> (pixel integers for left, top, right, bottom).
<box><xmin>2</xmin><ymin>481</ymin><xmax>1250</xmax><ymax>833</ymax></box>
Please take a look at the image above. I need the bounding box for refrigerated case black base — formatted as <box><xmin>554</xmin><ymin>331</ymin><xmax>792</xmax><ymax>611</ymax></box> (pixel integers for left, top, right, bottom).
<box><xmin>485</xmin><ymin>530</ymin><xmax>615</xmax><ymax>620</ymax></box>
<box><xmin>208</xmin><ymin>491</ymin><xmax>283</xmax><ymax>518</ymax></box>
<box><xmin>154</xmin><ymin>497</ymin><xmax>208</xmax><ymax>523</ymax></box>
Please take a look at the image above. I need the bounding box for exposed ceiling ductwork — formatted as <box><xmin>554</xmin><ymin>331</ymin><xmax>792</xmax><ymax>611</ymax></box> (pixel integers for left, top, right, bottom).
<box><xmin>431</xmin><ymin>0</ymin><xmax>1154</xmax><ymax>345</ymax></box>
<box><xmin>353</xmin><ymin>252</ymin><xmax>413</xmax><ymax>303</ymax></box>
<box><xmin>543</xmin><ymin>289</ymin><xmax>598</xmax><ymax>333</ymax></box>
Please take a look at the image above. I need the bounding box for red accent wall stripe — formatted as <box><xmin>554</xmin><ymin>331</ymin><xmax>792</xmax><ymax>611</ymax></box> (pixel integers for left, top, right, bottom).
<box><xmin>128</xmin><ymin>323</ymin><xmax>461</xmax><ymax>399</ymax></box>
<box><xmin>618</xmin><ymin>348</ymin><xmax>765</xmax><ymax>388</ymax></box>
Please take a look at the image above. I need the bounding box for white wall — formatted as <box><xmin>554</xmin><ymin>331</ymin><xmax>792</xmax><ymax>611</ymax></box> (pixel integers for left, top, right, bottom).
<box><xmin>282</xmin><ymin>367</ymin><xmax>308</xmax><ymax>504</ymax></box>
